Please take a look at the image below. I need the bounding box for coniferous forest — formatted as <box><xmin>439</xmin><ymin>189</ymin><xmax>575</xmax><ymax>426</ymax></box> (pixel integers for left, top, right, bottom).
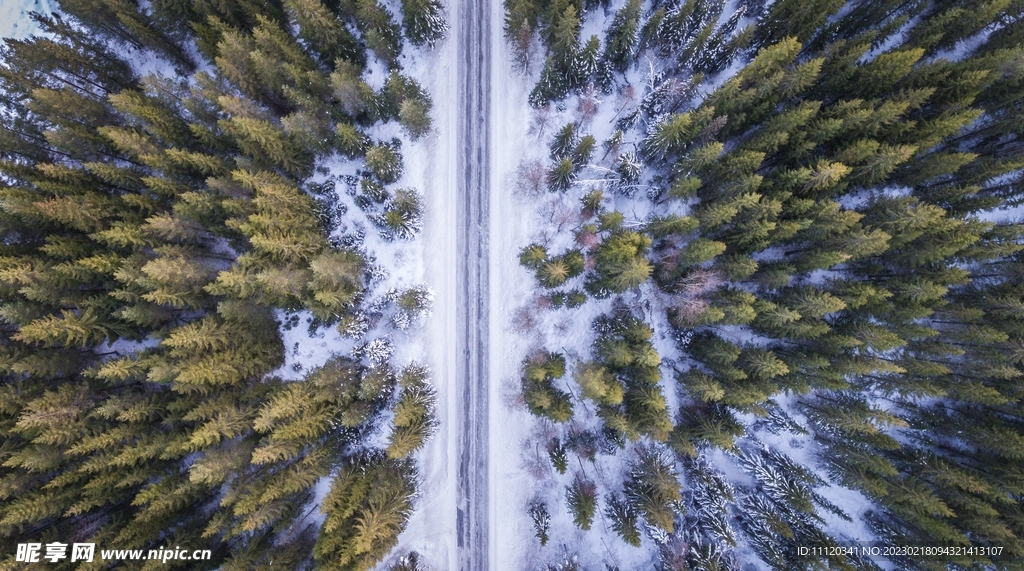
<box><xmin>0</xmin><ymin>0</ymin><xmax>444</xmax><ymax>569</ymax></box>
<box><xmin>1</xmin><ymin>0</ymin><xmax>1024</xmax><ymax>569</ymax></box>
<box><xmin>505</xmin><ymin>0</ymin><xmax>1024</xmax><ymax>569</ymax></box>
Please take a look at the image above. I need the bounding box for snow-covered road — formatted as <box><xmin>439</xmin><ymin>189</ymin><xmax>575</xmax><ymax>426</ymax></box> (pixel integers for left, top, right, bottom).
<box><xmin>455</xmin><ymin>0</ymin><xmax>492</xmax><ymax>568</ymax></box>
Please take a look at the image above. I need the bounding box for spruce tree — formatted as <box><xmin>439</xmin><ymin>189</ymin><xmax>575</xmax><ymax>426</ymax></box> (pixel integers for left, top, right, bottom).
<box><xmin>401</xmin><ymin>0</ymin><xmax>448</xmax><ymax>47</ymax></box>
<box><xmin>566</xmin><ymin>474</ymin><xmax>598</xmax><ymax>530</ymax></box>
<box><xmin>601</xmin><ymin>0</ymin><xmax>641</xmax><ymax>72</ymax></box>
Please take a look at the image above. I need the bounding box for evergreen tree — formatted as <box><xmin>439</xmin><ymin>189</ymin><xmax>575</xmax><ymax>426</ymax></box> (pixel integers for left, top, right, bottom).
<box><xmin>387</xmin><ymin>364</ymin><xmax>438</xmax><ymax>459</ymax></box>
<box><xmin>602</xmin><ymin>0</ymin><xmax>641</xmax><ymax>72</ymax></box>
<box><xmin>401</xmin><ymin>0</ymin><xmax>448</xmax><ymax>47</ymax></box>
<box><xmin>590</xmin><ymin>309</ymin><xmax>672</xmax><ymax>442</ymax></box>
<box><xmin>284</xmin><ymin>0</ymin><xmax>363</xmax><ymax>66</ymax></box>
<box><xmin>605</xmin><ymin>493</ymin><xmax>641</xmax><ymax>547</ymax></box>
<box><xmin>522</xmin><ymin>351</ymin><xmax>574</xmax><ymax>422</ymax></box>
<box><xmin>589</xmin><ymin>230</ymin><xmax>652</xmax><ymax>294</ymax></box>
<box><xmin>0</xmin><ymin>0</ymin><xmax>442</xmax><ymax>564</ymax></box>
<box><xmin>355</xmin><ymin>0</ymin><xmax>404</xmax><ymax>66</ymax></box>
<box><xmin>623</xmin><ymin>444</ymin><xmax>682</xmax><ymax>532</ymax></box>
<box><xmin>548</xmin><ymin>437</ymin><xmax>569</xmax><ymax>474</ymax></box>
<box><xmin>530</xmin><ymin>56</ymin><xmax>570</xmax><ymax>106</ymax></box>
<box><xmin>503</xmin><ymin>0</ymin><xmax>1024</xmax><ymax>565</ymax></box>
<box><xmin>566</xmin><ymin>474</ymin><xmax>598</xmax><ymax>530</ymax></box>
<box><xmin>365</xmin><ymin>142</ymin><xmax>405</xmax><ymax>183</ymax></box>
<box><xmin>528</xmin><ymin>500</ymin><xmax>551</xmax><ymax>545</ymax></box>
<box><xmin>315</xmin><ymin>452</ymin><xmax>417</xmax><ymax>571</ymax></box>
<box><xmin>575</xmin><ymin>362</ymin><xmax>624</xmax><ymax>405</ymax></box>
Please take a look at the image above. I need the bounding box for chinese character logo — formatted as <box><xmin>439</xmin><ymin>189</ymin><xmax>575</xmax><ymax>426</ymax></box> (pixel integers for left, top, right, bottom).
<box><xmin>71</xmin><ymin>543</ymin><xmax>96</xmax><ymax>563</ymax></box>
<box><xmin>16</xmin><ymin>543</ymin><xmax>41</xmax><ymax>563</ymax></box>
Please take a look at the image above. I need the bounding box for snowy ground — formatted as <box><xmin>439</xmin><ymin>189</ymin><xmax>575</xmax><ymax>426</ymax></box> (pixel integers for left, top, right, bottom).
<box><xmin>488</xmin><ymin>7</ymin><xmax>541</xmax><ymax>568</ymax></box>
<box><xmin>487</xmin><ymin>2</ymin><xmax>665</xmax><ymax>568</ymax></box>
<box><xmin>0</xmin><ymin>0</ymin><xmax>50</xmax><ymax>38</ymax></box>
<box><xmin>484</xmin><ymin>0</ymin><xmax>890</xmax><ymax>568</ymax></box>
<box><xmin>0</xmin><ymin>0</ymin><xmax>457</xmax><ymax>568</ymax></box>
<box><xmin>11</xmin><ymin>0</ymin><xmax>1006</xmax><ymax>568</ymax></box>
<box><xmin>386</xmin><ymin>4</ymin><xmax>460</xmax><ymax>569</ymax></box>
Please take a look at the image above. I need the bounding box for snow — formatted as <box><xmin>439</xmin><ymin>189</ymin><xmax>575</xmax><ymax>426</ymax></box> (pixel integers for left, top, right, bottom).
<box><xmin>489</xmin><ymin>2</ymin><xmax>671</xmax><ymax>568</ymax></box>
<box><xmin>745</xmin><ymin>395</ymin><xmax>878</xmax><ymax>543</ymax></box>
<box><xmin>262</xmin><ymin>12</ymin><xmax>461</xmax><ymax>564</ymax></box>
<box><xmin>481</xmin><ymin>0</ymin><xmax>913</xmax><ymax>567</ymax></box>
<box><xmin>490</xmin><ymin>11</ymin><xmax>553</xmax><ymax>568</ymax></box>
<box><xmin>383</xmin><ymin>6</ymin><xmax>459</xmax><ymax>568</ymax></box>
<box><xmin>270</xmin><ymin>142</ymin><xmax>430</xmax><ymax>382</ymax></box>
<box><xmin>486</xmin><ymin>6</ymin><xmax>619</xmax><ymax>568</ymax></box>
<box><xmin>9</xmin><ymin>0</ymin><xmax>1000</xmax><ymax>565</ymax></box>
<box><xmin>975</xmin><ymin>203</ymin><xmax>1024</xmax><ymax>224</ymax></box>
<box><xmin>0</xmin><ymin>0</ymin><xmax>51</xmax><ymax>39</ymax></box>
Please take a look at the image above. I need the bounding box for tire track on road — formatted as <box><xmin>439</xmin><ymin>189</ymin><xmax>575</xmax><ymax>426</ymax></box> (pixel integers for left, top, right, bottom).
<box><xmin>456</xmin><ymin>0</ymin><xmax>490</xmax><ymax>568</ymax></box>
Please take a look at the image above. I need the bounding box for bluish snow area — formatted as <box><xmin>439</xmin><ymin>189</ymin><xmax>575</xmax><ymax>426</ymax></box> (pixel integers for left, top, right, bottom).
<box><xmin>0</xmin><ymin>0</ymin><xmax>51</xmax><ymax>38</ymax></box>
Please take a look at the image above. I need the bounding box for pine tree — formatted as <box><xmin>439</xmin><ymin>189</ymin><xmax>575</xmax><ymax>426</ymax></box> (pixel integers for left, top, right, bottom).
<box><xmin>315</xmin><ymin>452</ymin><xmax>417</xmax><ymax>571</ymax></box>
<box><xmin>285</xmin><ymin>0</ymin><xmax>364</xmax><ymax>66</ymax></box>
<box><xmin>550</xmin><ymin>122</ymin><xmax>578</xmax><ymax>159</ymax></box>
<box><xmin>389</xmin><ymin>552</ymin><xmax>423</xmax><ymax>571</ymax></box>
<box><xmin>590</xmin><ymin>310</ymin><xmax>672</xmax><ymax>441</ymax></box>
<box><xmin>566</xmin><ymin>474</ymin><xmax>598</xmax><ymax>530</ymax></box>
<box><xmin>0</xmin><ymin>0</ymin><xmax>440</xmax><ymax>563</ymax></box>
<box><xmin>589</xmin><ymin>230</ymin><xmax>652</xmax><ymax>294</ymax></box>
<box><xmin>522</xmin><ymin>351</ymin><xmax>574</xmax><ymax>422</ymax></box>
<box><xmin>60</xmin><ymin>0</ymin><xmax>195</xmax><ymax>70</ymax></box>
<box><xmin>530</xmin><ymin>56</ymin><xmax>570</xmax><ymax>106</ymax></box>
<box><xmin>606</xmin><ymin>155</ymin><xmax>638</xmax><ymax>194</ymax></box>
<box><xmin>602</xmin><ymin>0</ymin><xmax>641</xmax><ymax>72</ymax></box>
<box><xmin>374</xmin><ymin>189</ymin><xmax>423</xmax><ymax>240</ymax></box>
<box><xmin>355</xmin><ymin>0</ymin><xmax>404</xmax><ymax>66</ymax></box>
<box><xmin>753</xmin><ymin>0</ymin><xmax>845</xmax><ymax>48</ymax></box>
<box><xmin>401</xmin><ymin>0</ymin><xmax>449</xmax><ymax>47</ymax></box>
<box><xmin>550</xmin><ymin>4</ymin><xmax>581</xmax><ymax>65</ymax></box>
<box><xmin>504</xmin><ymin>0</ymin><xmax>548</xmax><ymax>69</ymax></box>
<box><xmin>528</xmin><ymin>500</ymin><xmax>551</xmax><ymax>545</ymax></box>
<box><xmin>575</xmin><ymin>362</ymin><xmax>624</xmax><ymax>405</ymax></box>
<box><xmin>605</xmin><ymin>493</ymin><xmax>641</xmax><ymax>546</ymax></box>
<box><xmin>399</xmin><ymin>98</ymin><xmax>432</xmax><ymax>139</ymax></box>
<box><xmin>501</xmin><ymin>0</ymin><xmax>1024</xmax><ymax>564</ymax></box>
<box><xmin>330</xmin><ymin>61</ymin><xmax>378</xmax><ymax>121</ymax></box>
<box><xmin>365</xmin><ymin>143</ymin><xmax>405</xmax><ymax>184</ymax></box>
<box><xmin>569</xmin><ymin>36</ymin><xmax>601</xmax><ymax>88</ymax></box>
<box><xmin>548</xmin><ymin>157</ymin><xmax>577</xmax><ymax>191</ymax></box>
<box><xmin>548</xmin><ymin>437</ymin><xmax>569</xmax><ymax>474</ymax></box>
<box><xmin>387</xmin><ymin>368</ymin><xmax>437</xmax><ymax>458</ymax></box>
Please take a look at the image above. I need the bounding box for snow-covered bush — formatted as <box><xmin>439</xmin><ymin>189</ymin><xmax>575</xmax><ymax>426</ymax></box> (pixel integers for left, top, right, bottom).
<box><xmin>372</xmin><ymin>188</ymin><xmax>423</xmax><ymax>241</ymax></box>
<box><xmin>528</xmin><ymin>500</ymin><xmax>551</xmax><ymax>546</ymax></box>
<box><xmin>390</xmin><ymin>284</ymin><xmax>434</xmax><ymax>330</ymax></box>
<box><xmin>389</xmin><ymin>552</ymin><xmax>423</xmax><ymax>571</ymax></box>
<box><xmin>353</xmin><ymin>336</ymin><xmax>394</xmax><ymax>366</ymax></box>
<box><xmin>337</xmin><ymin>311</ymin><xmax>369</xmax><ymax>338</ymax></box>
<box><xmin>365</xmin><ymin>141</ymin><xmax>404</xmax><ymax>183</ymax></box>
